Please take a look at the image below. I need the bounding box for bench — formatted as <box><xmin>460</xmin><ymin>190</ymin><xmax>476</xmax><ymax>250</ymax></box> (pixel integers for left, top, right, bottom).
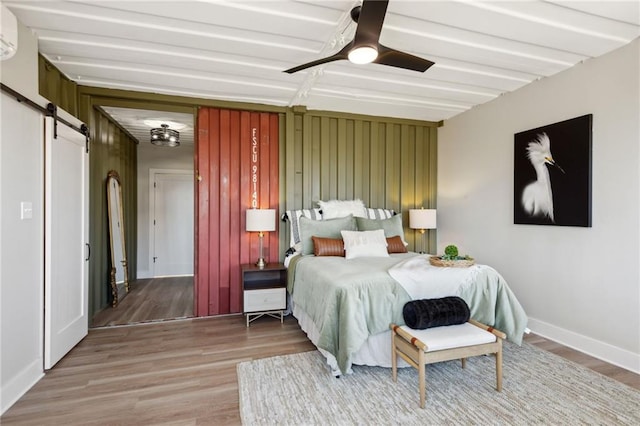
<box><xmin>390</xmin><ymin>319</ymin><xmax>505</xmax><ymax>408</ymax></box>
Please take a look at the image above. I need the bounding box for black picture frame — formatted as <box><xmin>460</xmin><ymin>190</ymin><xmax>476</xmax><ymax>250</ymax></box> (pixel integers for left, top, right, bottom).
<box><xmin>514</xmin><ymin>114</ymin><xmax>592</xmax><ymax>227</ymax></box>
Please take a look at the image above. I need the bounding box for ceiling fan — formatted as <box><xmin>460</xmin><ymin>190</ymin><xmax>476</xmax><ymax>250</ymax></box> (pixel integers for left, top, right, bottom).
<box><xmin>284</xmin><ymin>0</ymin><xmax>434</xmax><ymax>74</ymax></box>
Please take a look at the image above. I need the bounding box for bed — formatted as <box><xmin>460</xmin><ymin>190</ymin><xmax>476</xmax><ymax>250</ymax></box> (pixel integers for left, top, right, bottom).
<box><xmin>283</xmin><ymin>201</ymin><xmax>528</xmax><ymax>375</ymax></box>
<box><xmin>286</xmin><ymin>253</ymin><xmax>528</xmax><ymax>375</ymax></box>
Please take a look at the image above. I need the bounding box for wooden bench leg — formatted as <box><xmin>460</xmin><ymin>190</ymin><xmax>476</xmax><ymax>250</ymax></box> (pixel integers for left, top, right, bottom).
<box><xmin>418</xmin><ymin>350</ymin><xmax>426</xmax><ymax>409</ymax></box>
<box><xmin>461</xmin><ymin>357</ymin><xmax>467</xmax><ymax>369</ymax></box>
<box><xmin>496</xmin><ymin>343</ymin><xmax>503</xmax><ymax>392</ymax></box>
<box><xmin>391</xmin><ymin>334</ymin><xmax>398</xmax><ymax>382</ymax></box>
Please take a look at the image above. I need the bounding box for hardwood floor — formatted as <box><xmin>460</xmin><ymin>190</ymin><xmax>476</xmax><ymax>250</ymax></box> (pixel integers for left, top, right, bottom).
<box><xmin>2</xmin><ymin>316</ymin><xmax>637</xmax><ymax>425</ymax></box>
<box><xmin>523</xmin><ymin>333</ymin><xmax>639</xmax><ymax>390</ymax></box>
<box><xmin>2</xmin><ymin>315</ymin><xmax>315</xmax><ymax>425</ymax></box>
<box><xmin>91</xmin><ymin>276</ymin><xmax>194</xmax><ymax>328</ymax></box>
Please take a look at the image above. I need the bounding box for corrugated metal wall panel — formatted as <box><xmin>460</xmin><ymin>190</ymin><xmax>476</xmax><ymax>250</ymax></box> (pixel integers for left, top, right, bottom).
<box><xmin>282</xmin><ymin>112</ymin><xmax>437</xmax><ymax>254</ymax></box>
<box><xmin>83</xmin><ymin>103</ymin><xmax>138</xmax><ymax>317</ymax></box>
<box><xmin>196</xmin><ymin>108</ymin><xmax>279</xmax><ymax>316</ymax></box>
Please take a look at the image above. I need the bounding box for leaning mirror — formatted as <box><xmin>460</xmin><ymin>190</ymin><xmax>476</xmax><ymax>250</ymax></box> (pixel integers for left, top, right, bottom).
<box><xmin>107</xmin><ymin>170</ymin><xmax>129</xmax><ymax>306</ymax></box>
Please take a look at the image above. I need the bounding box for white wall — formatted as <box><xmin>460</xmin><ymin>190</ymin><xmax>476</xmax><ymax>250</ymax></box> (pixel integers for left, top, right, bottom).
<box><xmin>136</xmin><ymin>143</ymin><xmax>193</xmax><ymax>278</ymax></box>
<box><xmin>438</xmin><ymin>40</ymin><xmax>640</xmax><ymax>373</ymax></box>
<box><xmin>0</xmin><ymin>18</ymin><xmax>83</xmax><ymax>414</ymax></box>
<box><xmin>0</xmin><ymin>93</ymin><xmax>45</xmax><ymax>415</ymax></box>
<box><xmin>0</xmin><ymin>19</ymin><xmax>46</xmax><ymax>415</ymax></box>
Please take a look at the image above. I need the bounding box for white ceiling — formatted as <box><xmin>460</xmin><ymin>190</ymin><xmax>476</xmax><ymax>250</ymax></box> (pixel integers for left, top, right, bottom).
<box><xmin>6</xmin><ymin>0</ymin><xmax>640</xmax><ymax>127</ymax></box>
<box><xmin>100</xmin><ymin>106</ymin><xmax>195</xmax><ymax>145</ymax></box>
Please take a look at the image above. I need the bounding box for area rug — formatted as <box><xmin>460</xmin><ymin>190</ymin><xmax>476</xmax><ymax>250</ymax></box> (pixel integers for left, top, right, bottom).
<box><xmin>237</xmin><ymin>342</ymin><xmax>639</xmax><ymax>425</ymax></box>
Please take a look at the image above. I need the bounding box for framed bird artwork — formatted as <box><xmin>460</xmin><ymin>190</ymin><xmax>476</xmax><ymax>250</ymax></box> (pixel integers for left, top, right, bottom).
<box><xmin>514</xmin><ymin>114</ymin><xmax>593</xmax><ymax>227</ymax></box>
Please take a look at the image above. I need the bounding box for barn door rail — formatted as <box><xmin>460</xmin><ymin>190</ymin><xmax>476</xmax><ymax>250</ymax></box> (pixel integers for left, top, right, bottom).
<box><xmin>1</xmin><ymin>83</ymin><xmax>90</xmax><ymax>151</ymax></box>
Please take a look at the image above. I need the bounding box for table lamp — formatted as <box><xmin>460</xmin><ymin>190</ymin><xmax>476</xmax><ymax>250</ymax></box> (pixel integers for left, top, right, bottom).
<box><xmin>246</xmin><ymin>208</ymin><xmax>276</xmax><ymax>269</ymax></box>
<box><xmin>409</xmin><ymin>208</ymin><xmax>436</xmax><ymax>254</ymax></box>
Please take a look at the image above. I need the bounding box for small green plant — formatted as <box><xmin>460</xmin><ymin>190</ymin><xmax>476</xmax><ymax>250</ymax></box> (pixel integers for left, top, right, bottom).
<box><xmin>444</xmin><ymin>245</ymin><xmax>458</xmax><ymax>258</ymax></box>
<box><xmin>441</xmin><ymin>244</ymin><xmax>473</xmax><ymax>261</ymax></box>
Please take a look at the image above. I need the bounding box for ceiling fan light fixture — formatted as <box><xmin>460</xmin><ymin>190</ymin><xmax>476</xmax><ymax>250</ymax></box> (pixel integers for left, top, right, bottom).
<box><xmin>150</xmin><ymin>124</ymin><xmax>180</xmax><ymax>147</ymax></box>
<box><xmin>348</xmin><ymin>46</ymin><xmax>378</xmax><ymax>64</ymax></box>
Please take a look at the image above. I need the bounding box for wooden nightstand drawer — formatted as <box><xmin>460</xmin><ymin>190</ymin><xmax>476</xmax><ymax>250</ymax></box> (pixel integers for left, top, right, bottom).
<box><xmin>244</xmin><ymin>287</ymin><xmax>286</xmax><ymax>312</ymax></box>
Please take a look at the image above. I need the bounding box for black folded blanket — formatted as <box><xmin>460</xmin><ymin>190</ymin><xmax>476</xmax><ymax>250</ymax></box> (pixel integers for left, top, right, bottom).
<box><xmin>403</xmin><ymin>296</ymin><xmax>470</xmax><ymax>329</ymax></box>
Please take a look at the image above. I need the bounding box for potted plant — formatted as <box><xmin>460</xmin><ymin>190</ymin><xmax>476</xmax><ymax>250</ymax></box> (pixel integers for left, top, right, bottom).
<box><xmin>429</xmin><ymin>244</ymin><xmax>475</xmax><ymax>267</ymax></box>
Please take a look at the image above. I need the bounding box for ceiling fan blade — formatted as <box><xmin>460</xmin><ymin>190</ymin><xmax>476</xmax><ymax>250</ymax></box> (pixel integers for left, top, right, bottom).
<box><xmin>374</xmin><ymin>44</ymin><xmax>435</xmax><ymax>72</ymax></box>
<box><xmin>353</xmin><ymin>0</ymin><xmax>389</xmax><ymax>46</ymax></box>
<box><xmin>283</xmin><ymin>44</ymin><xmax>350</xmax><ymax>74</ymax></box>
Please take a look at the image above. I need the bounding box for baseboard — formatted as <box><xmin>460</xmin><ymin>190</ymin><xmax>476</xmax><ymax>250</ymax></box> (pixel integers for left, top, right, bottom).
<box><xmin>528</xmin><ymin>317</ymin><xmax>640</xmax><ymax>374</ymax></box>
<box><xmin>152</xmin><ymin>274</ymin><xmax>195</xmax><ymax>278</ymax></box>
<box><xmin>136</xmin><ymin>271</ymin><xmax>194</xmax><ymax>279</ymax></box>
<box><xmin>137</xmin><ymin>270</ymin><xmax>151</xmax><ymax>279</ymax></box>
<box><xmin>0</xmin><ymin>358</ymin><xmax>44</xmax><ymax>415</ymax></box>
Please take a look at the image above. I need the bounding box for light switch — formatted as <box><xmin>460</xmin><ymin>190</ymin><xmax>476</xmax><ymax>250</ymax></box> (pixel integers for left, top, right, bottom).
<box><xmin>20</xmin><ymin>202</ymin><xmax>33</xmax><ymax>220</ymax></box>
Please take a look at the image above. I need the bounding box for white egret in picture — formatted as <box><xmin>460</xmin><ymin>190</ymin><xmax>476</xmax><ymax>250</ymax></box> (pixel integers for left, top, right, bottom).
<box><xmin>514</xmin><ymin>114</ymin><xmax>592</xmax><ymax>227</ymax></box>
<box><xmin>521</xmin><ymin>133</ymin><xmax>565</xmax><ymax>222</ymax></box>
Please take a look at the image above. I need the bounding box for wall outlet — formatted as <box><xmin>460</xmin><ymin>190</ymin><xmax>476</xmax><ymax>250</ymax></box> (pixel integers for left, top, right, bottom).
<box><xmin>20</xmin><ymin>202</ymin><xmax>33</xmax><ymax>220</ymax></box>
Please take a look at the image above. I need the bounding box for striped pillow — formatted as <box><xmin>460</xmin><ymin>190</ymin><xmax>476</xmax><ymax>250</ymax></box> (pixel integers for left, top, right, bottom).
<box><xmin>364</xmin><ymin>207</ymin><xmax>395</xmax><ymax>220</ymax></box>
<box><xmin>285</xmin><ymin>208</ymin><xmax>323</xmax><ymax>251</ymax></box>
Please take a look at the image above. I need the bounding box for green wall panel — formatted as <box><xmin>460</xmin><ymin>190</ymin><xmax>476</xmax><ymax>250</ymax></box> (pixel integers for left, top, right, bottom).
<box><xmin>80</xmin><ymin>100</ymin><xmax>138</xmax><ymax>318</ymax></box>
<box><xmin>282</xmin><ymin>111</ymin><xmax>438</xmax><ymax>254</ymax></box>
<box><xmin>39</xmin><ymin>56</ymin><xmax>78</xmax><ymax>116</ymax></box>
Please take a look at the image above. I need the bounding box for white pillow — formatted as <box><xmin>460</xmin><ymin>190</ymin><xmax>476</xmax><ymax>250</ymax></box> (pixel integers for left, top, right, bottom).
<box><xmin>318</xmin><ymin>199</ymin><xmax>367</xmax><ymax>219</ymax></box>
<box><xmin>340</xmin><ymin>229</ymin><xmax>389</xmax><ymax>259</ymax></box>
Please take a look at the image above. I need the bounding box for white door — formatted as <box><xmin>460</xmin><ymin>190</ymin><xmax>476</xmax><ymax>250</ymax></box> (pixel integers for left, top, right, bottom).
<box><xmin>44</xmin><ymin>117</ymin><xmax>89</xmax><ymax>369</ymax></box>
<box><xmin>152</xmin><ymin>172</ymin><xmax>193</xmax><ymax>277</ymax></box>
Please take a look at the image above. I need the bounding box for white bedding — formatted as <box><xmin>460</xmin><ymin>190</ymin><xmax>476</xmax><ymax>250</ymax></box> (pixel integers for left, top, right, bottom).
<box><xmin>291</xmin><ymin>299</ymin><xmax>409</xmax><ymax>375</ymax></box>
<box><xmin>388</xmin><ymin>254</ymin><xmax>483</xmax><ymax>299</ymax></box>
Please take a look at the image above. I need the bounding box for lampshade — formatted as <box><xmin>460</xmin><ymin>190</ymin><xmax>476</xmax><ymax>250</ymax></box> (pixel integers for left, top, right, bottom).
<box><xmin>409</xmin><ymin>209</ymin><xmax>437</xmax><ymax>230</ymax></box>
<box><xmin>246</xmin><ymin>209</ymin><xmax>276</xmax><ymax>232</ymax></box>
<box><xmin>150</xmin><ymin>124</ymin><xmax>180</xmax><ymax>147</ymax></box>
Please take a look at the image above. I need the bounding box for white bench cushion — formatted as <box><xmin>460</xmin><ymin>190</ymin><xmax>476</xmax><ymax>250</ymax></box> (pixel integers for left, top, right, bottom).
<box><xmin>399</xmin><ymin>323</ymin><xmax>496</xmax><ymax>352</ymax></box>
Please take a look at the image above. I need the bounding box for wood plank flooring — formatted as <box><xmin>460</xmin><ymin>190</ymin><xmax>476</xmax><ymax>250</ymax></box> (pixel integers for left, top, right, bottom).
<box><xmin>2</xmin><ymin>316</ymin><xmax>637</xmax><ymax>425</ymax></box>
<box><xmin>523</xmin><ymin>333</ymin><xmax>639</xmax><ymax>390</ymax></box>
<box><xmin>2</xmin><ymin>315</ymin><xmax>315</xmax><ymax>425</ymax></box>
<box><xmin>91</xmin><ymin>276</ymin><xmax>194</xmax><ymax>328</ymax></box>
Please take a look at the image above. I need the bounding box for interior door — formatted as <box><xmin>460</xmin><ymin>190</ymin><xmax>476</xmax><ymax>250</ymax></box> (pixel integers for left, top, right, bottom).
<box><xmin>44</xmin><ymin>117</ymin><xmax>89</xmax><ymax>369</ymax></box>
<box><xmin>152</xmin><ymin>172</ymin><xmax>194</xmax><ymax>277</ymax></box>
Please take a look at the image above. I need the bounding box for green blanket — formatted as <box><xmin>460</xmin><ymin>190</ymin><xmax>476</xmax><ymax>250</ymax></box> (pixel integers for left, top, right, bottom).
<box><xmin>457</xmin><ymin>265</ymin><xmax>528</xmax><ymax>347</ymax></box>
<box><xmin>287</xmin><ymin>253</ymin><xmax>527</xmax><ymax>374</ymax></box>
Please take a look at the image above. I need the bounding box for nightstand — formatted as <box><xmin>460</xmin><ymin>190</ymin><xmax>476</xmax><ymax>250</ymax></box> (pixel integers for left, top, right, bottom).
<box><xmin>241</xmin><ymin>263</ymin><xmax>287</xmax><ymax>327</ymax></box>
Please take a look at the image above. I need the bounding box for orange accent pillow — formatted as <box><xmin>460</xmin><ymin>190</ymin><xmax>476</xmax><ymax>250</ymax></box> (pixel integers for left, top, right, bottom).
<box><xmin>386</xmin><ymin>236</ymin><xmax>408</xmax><ymax>253</ymax></box>
<box><xmin>312</xmin><ymin>236</ymin><xmax>345</xmax><ymax>257</ymax></box>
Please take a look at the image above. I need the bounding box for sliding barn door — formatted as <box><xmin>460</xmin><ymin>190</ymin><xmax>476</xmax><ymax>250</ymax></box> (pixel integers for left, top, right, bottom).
<box><xmin>44</xmin><ymin>117</ymin><xmax>89</xmax><ymax>369</ymax></box>
<box><xmin>196</xmin><ymin>108</ymin><xmax>279</xmax><ymax>316</ymax></box>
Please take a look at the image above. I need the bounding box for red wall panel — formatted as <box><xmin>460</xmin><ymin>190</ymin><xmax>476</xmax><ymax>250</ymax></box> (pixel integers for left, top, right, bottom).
<box><xmin>195</xmin><ymin>108</ymin><xmax>279</xmax><ymax>316</ymax></box>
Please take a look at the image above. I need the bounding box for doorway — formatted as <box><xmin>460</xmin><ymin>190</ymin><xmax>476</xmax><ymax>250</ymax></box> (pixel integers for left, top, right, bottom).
<box><xmin>91</xmin><ymin>107</ymin><xmax>196</xmax><ymax>327</ymax></box>
<box><xmin>150</xmin><ymin>169</ymin><xmax>194</xmax><ymax>277</ymax></box>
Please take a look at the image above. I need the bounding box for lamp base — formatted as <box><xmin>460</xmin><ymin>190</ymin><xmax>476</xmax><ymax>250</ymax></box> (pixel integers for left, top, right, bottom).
<box><xmin>256</xmin><ymin>257</ymin><xmax>267</xmax><ymax>269</ymax></box>
<box><xmin>419</xmin><ymin>229</ymin><xmax>426</xmax><ymax>254</ymax></box>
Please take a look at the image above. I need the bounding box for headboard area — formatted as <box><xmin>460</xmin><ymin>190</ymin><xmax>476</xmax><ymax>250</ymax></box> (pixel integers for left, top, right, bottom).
<box><xmin>282</xmin><ymin>199</ymin><xmax>398</xmax><ymax>255</ymax></box>
<box><xmin>279</xmin><ymin>110</ymin><xmax>438</xmax><ymax>258</ymax></box>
